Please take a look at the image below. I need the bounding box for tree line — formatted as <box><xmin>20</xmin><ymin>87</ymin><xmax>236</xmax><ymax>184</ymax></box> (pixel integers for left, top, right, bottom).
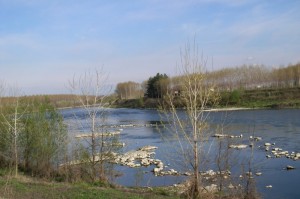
<box><xmin>115</xmin><ymin>63</ymin><xmax>300</xmax><ymax>99</ymax></box>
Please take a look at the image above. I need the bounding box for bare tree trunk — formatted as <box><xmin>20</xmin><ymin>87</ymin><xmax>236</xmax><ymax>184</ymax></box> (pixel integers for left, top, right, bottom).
<box><xmin>0</xmin><ymin>86</ymin><xmax>27</xmax><ymax>178</ymax></box>
<box><xmin>69</xmin><ymin>68</ymin><xmax>112</xmax><ymax>183</ymax></box>
<box><xmin>193</xmin><ymin>115</ymin><xmax>200</xmax><ymax>196</ymax></box>
<box><xmin>160</xmin><ymin>39</ymin><xmax>219</xmax><ymax>199</ymax></box>
<box><xmin>14</xmin><ymin>104</ymin><xmax>18</xmax><ymax>177</ymax></box>
<box><xmin>91</xmin><ymin>112</ymin><xmax>96</xmax><ymax>181</ymax></box>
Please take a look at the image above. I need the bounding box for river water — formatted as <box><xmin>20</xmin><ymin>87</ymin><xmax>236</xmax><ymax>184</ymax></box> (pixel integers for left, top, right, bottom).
<box><xmin>62</xmin><ymin>108</ymin><xmax>300</xmax><ymax>199</ymax></box>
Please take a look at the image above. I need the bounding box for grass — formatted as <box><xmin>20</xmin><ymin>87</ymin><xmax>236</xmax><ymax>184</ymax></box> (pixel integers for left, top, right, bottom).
<box><xmin>0</xmin><ymin>175</ymin><xmax>179</xmax><ymax>199</ymax></box>
<box><xmin>220</xmin><ymin>87</ymin><xmax>300</xmax><ymax>109</ymax></box>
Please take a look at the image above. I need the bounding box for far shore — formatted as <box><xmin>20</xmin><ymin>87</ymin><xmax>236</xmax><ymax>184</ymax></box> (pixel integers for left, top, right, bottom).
<box><xmin>205</xmin><ymin>107</ymin><xmax>255</xmax><ymax>112</ymax></box>
<box><xmin>57</xmin><ymin>105</ymin><xmax>259</xmax><ymax>111</ymax></box>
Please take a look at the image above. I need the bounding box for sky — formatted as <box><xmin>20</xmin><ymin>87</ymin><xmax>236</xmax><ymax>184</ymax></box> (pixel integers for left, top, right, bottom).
<box><xmin>0</xmin><ymin>0</ymin><xmax>299</xmax><ymax>95</ymax></box>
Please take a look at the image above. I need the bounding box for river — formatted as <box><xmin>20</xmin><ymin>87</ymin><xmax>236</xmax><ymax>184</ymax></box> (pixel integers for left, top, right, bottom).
<box><xmin>61</xmin><ymin>108</ymin><xmax>300</xmax><ymax>199</ymax></box>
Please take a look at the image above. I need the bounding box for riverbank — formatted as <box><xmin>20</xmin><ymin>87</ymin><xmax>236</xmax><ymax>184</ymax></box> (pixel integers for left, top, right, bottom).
<box><xmin>204</xmin><ymin>107</ymin><xmax>254</xmax><ymax>112</ymax></box>
<box><xmin>0</xmin><ymin>172</ymin><xmax>253</xmax><ymax>199</ymax></box>
<box><xmin>1</xmin><ymin>174</ymin><xmax>236</xmax><ymax>199</ymax></box>
<box><xmin>0</xmin><ymin>174</ymin><xmax>179</xmax><ymax>199</ymax></box>
<box><xmin>113</xmin><ymin>87</ymin><xmax>300</xmax><ymax>109</ymax></box>
<box><xmin>2</xmin><ymin>87</ymin><xmax>298</xmax><ymax>110</ymax></box>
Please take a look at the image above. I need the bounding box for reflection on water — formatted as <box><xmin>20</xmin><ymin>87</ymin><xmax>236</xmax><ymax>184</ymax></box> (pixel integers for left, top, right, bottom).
<box><xmin>62</xmin><ymin>108</ymin><xmax>300</xmax><ymax>199</ymax></box>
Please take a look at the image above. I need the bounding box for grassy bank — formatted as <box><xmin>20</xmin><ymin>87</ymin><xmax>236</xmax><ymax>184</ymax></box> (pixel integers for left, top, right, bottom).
<box><xmin>113</xmin><ymin>87</ymin><xmax>300</xmax><ymax>109</ymax></box>
<box><xmin>220</xmin><ymin>87</ymin><xmax>300</xmax><ymax>108</ymax></box>
<box><xmin>0</xmin><ymin>175</ymin><xmax>179</xmax><ymax>199</ymax></box>
<box><xmin>5</xmin><ymin>87</ymin><xmax>297</xmax><ymax>110</ymax></box>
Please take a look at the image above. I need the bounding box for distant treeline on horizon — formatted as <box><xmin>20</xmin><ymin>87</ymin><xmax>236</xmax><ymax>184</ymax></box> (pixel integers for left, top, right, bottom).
<box><xmin>115</xmin><ymin>63</ymin><xmax>300</xmax><ymax>100</ymax></box>
<box><xmin>1</xmin><ymin>63</ymin><xmax>299</xmax><ymax>108</ymax></box>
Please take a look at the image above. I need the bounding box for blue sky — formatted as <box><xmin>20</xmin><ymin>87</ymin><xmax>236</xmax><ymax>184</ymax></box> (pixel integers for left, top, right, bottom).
<box><xmin>0</xmin><ymin>0</ymin><xmax>299</xmax><ymax>95</ymax></box>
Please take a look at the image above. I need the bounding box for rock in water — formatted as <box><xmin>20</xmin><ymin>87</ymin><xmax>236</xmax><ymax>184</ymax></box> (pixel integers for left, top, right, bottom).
<box><xmin>286</xmin><ymin>165</ymin><xmax>295</xmax><ymax>170</ymax></box>
<box><xmin>264</xmin><ymin>143</ymin><xmax>271</xmax><ymax>146</ymax></box>
<box><xmin>229</xmin><ymin>144</ymin><xmax>247</xmax><ymax>149</ymax></box>
<box><xmin>139</xmin><ymin>145</ymin><xmax>158</xmax><ymax>151</ymax></box>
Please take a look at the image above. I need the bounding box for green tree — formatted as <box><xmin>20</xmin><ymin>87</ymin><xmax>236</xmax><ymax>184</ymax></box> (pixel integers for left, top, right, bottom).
<box><xmin>145</xmin><ymin>73</ymin><xmax>168</xmax><ymax>98</ymax></box>
<box><xmin>21</xmin><ymin>97</ymin><xmax>67</xmax><ymax>178</ymax></box>
<box><xmin>0</xmin><ymin>87</ymin><xmax>67</xmax><ymax>179</ymax></box>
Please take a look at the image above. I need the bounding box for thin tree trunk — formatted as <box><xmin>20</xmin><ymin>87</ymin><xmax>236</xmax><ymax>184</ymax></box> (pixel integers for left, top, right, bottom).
<box><xmin>193</xmin><ymin>116</ymin><xmax>199</xmax><ymax>197</ymax></box>
<box><xmin>92</xmin><ymin>112</ymin><xmax>96</xmax><ymax>181</ymax></box>
<box><xmin>14</xmin><ymin>103</ymin><xmax>18</xmax><ymax>177</ymax></box>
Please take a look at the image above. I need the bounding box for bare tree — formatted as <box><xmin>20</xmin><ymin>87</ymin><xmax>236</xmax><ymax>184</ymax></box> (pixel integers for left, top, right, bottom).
<box><xmin>115</xmin><ymin>81</ymin><xmax>142</xmax><ymax>99</ymax></box>
<box><xmin>160</xmin><ymin>40</ymin><xmax>219</xmax><ymax>198</ymax></box>
<box><xmin>0</xmin><ymin>85</ymin><xmax>27</xmax><ymax>177</ymax></box>
<box><xmin>69</xmin><ymin>68</ymin><xmax>115</xmax><ymax>182</ymax></box>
